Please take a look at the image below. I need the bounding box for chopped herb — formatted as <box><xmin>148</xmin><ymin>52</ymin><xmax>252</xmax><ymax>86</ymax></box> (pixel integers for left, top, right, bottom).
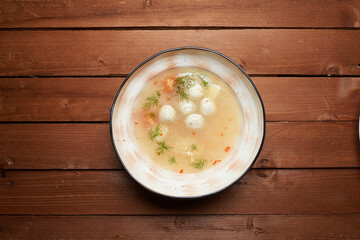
<box><xmin>197</xmin><ymin>74</ymin><xmax>209</xmax><ymax>90</ymax></box>
<box><xmin>174</xmin><ymin>75</ymin><xmax>193</xmax><ymax>102</ymax></box>
<box><xmin>191</xmin><ymin>144</ymin><xmax>198</xmax><ymax>151</ymax></box>
<box><xmin>190</xmin><ymin>158</ymin><xmax>208</xmax><ymax>170</ymax></box>
<box><xmin>168</xmin><ymin>156</ymin><xmax>176</xmax><ymax>165</ymax></box>
<box><xmin>142</xmin><ymin>91</ymin><xmax>161</xmax><ymax>110</ymax></box>
<box><xmin>156</xmin><ymin>141</ymin><xmax>171</xmax><ymax>155</ymax></box>
<box><xmin>149</xmin><ymin>112</ymin><xmax>156</xmax><ymax>119</ymax></box>
<box><xmin>148</xmin><ymin>125</ymin><xmax>162</xmax><ymax>141</ymax></box>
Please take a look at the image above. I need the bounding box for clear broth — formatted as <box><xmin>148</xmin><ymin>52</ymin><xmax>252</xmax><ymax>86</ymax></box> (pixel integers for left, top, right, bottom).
<box><xmin>133</xmin><ymin>67</ymin><xmax>242</xmax><ymax>174</ymax></box>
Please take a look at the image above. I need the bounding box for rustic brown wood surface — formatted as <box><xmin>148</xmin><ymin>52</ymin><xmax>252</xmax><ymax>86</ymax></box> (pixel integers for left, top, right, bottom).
<box><xmin>0</xmin><ymin>0</ymin><xmax>359</xmax><ymax>239</ymax></box>
<box><xmin>1</xmin><ymin>30</ymin><xmax>360</xmax><ymax>76</ymax></box>
<box><xmin>0</xmin><ymin>77</ymin><xmax>359</xmax><ymax>121</ymax></box>
<box><xmin>1</xmin><ymin>215</ymin><xmax>360</xmax><ymax>239</ymax></box>
<box><xmin>0</xmin><ymin>122</ymin><xmax>359</xmax><ymax>170</ymax></box>
<box><xmin>0</xmin><ymin>169</ymin><xmax>359</xmax><ymax>215</ymax></box>
<box><xmin>0</xmin><ymin>0</ymin><xmax>359</xmax><ymax>28</ymax></box>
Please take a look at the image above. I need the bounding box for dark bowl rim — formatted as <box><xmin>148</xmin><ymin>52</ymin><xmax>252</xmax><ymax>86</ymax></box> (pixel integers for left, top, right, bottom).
<box><xmin>110</xmin><ymin>47</ymin><xmax>266</xmax><ymax>199</ymax></box>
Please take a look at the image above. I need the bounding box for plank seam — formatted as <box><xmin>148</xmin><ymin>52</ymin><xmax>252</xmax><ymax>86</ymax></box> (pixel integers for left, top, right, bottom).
<box><xmin>1</xmin><ymin>75</ymin><xmax>360</xmax><ymax>78</ymax></box>
<box><xmin>0</xmin><ymin>27</ymin><xmax>359</xmax><ymax>31</ymax></box>
<box><xmin>0</xmin><ymin>213</ymin><xmax>359</xmax><ymax>217</ymax></box>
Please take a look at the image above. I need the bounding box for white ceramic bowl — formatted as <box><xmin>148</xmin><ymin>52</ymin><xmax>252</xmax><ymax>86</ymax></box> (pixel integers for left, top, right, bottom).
<box><xmin>110</xmin><ymin>48</ymin><xmax>265</xmax><ymax>198</ymax></box>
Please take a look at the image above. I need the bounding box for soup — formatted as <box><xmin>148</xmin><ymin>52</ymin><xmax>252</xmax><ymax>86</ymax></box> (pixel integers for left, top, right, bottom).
<box><xmin>133</xmin><ymin>67</ymin><xmax>242</xmax><ymax>174</ymax></box>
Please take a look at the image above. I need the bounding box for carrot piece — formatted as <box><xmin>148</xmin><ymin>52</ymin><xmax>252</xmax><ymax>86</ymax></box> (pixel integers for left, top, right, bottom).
<box><xmin>167</xmin><ymin>98</ymin><xmax>171</xmax><ymax>100</ymax></box>
<box><xmin>154</xmin><ymin>80</ymin><xmax>158</xmax><ymax>86</ymax></box>
<box><xmin>163</xmin><ymin>77</ymin><xmax>176</xmax><ymax>93</ymax></box>
<box><xmin>225</xmin><ymin>146</ymin><xmax>230</xmax><ymax>152</ymax></box>
<box><xmin>134</xmin><ymin>122</ymin><xmax>138</xmax><ymax>125</ymax></box>
<box><xmin>213</xmin><ymin>160</ymin><xmax>222</xmax><ymax>166</ymax></box>
<box><xmin>180</xmin><ymin>169</ymin><xmax>184</xmax><ymax>174</ymax></box>
<box><xmin>192</xmin><ymin>132</ymin><xmax>196</xmax><ymax>135</ymax></box>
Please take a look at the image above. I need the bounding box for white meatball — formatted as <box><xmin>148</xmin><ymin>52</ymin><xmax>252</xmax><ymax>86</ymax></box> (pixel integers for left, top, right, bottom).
<box><xmin>154</xmin><ymin>125</ymin><xmax>168</xmax><ymax>142</ymax></box>
<box><xmin>207</xmin><ymin>83</ymin><xmax>222</xmax><ymax>99</ymax></box>
<box><xmin>187</xmin><ymin>82</ymin><xmax>203</xmax><ymax>99</ymax></box>
<box><xmin>185</xmin><ymin>114</ymin><xmax>204</xmax><ymax>130</ymax></box>
<box><xmin>201</xmin><ymin>98</ymin><xmax>216</xmax><ymax>115</ymax></box>
<box><xmin>179</xmin><ymin>100</ymin><xmax>195</xmax><ymax>114</ymax></box>
<box><xmin>159</xmin><ymin>105</ymin><xmax>176</xmax><ymax>122</ymax></box>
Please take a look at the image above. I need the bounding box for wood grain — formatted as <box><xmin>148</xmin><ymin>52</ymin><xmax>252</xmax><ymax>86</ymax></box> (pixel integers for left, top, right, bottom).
<box><xmin>0</xmin><ymin>77</ymin><xmax>123</xmax><ymax>121</ymax></box>
<box><xmin>0</xmin><ymin>169</ymin><xmax>359</xmax><ymax>214</ymax></box>
<box><xmin>0</xmin><ymin>122</ymin><xmax>358</xmax><ymax>170</ymax></box>
<box><xmin>0</xmin><ymin>0</ymin><xmax>359</xmax><ymax>28</ymax></box>
<box><xmin>0</xmin><ymin>30</ymin><xmax>359</xmax><ymax>76</ymax></box>
<box><xmin>0</xmin><ymin>77</ymin><xmax>359</xmax><ymax>122</ymax></box>
<box><xmin>1</xmin><ymin>215</ymin><xmax>360</xmax><ymax>239</ymax></box>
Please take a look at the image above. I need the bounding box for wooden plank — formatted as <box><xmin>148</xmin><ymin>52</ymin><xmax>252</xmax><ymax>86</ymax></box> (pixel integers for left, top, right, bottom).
<box><xmin>0</xmin><ymin>122</ymin><xmax>358</xmax><ymax>170</ymax></box>
<box><xmin>0</xmin><ymin>0</ymin><xmax>359</xmax><ymax>28</ymax></box>
<box><xmin>256</xmin><ymin>77</ymin><xmax>360</xmax><ymax>121</ymax></box>
<box><xmin>0</xmin><ymin>77</ymin><xmax>123</xmax><ymax>121</ymax></box>
<box><xmin>0</xmin><ymin>30</ymin><xmax>359</xmax><ymax>76</ymax></box>
<box><xmin>0</xmin><ymin>77</ymin><xmax>359</xmax><ymax>122</ymax></box>
<box><xmin>0</xmin><ymin>169</ymin><xmax>359</xmax><ymax>214</ymax></box>
<box><xmin>1</xmin><ymin>215</ymin><xmax>360</xmax><ymax>239</ymax></box>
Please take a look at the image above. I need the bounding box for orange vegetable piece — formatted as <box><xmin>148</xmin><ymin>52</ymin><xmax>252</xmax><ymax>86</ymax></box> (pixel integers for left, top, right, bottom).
<box><xmin>163</xmin><ymin>77</ymin><xmax>176</xmax><ymax>93</ymax></box>
<box><xmin>225</xmin><ymin>146</ymin><xmax>230</xmax><ymax>152</ymax></box>
<box><xmin>154</xmin><ymin>80</ymin><xmax>158</xmax><ymax>86</ymax></box>
<box><xmin>192</xmin><ymin>132</ymin><xmax>196</xmax><ymax>135</ymax></box>
<box><xmin>140</xmin><ymin>110</ymin><xmax>156</xmax><ymax>126</ymax></box>
<box><xmin>213</xmin><ymin>160</ymin><xmax>222</xmax><ymax>166</ymax></box>
<box><xmin>180</xmin><ymin>169</ymin><xmax>184</xmax><ymax>174</ymax></box>
<box><xmin>134</xmin><ymin>122</ymin><xmax>138</xmax><ymax>125</ymax></box>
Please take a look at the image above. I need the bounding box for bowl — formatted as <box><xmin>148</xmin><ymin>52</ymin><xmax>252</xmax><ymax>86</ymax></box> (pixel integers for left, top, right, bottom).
<box><xmin>110</xmin><ymin>47</ymin><xmax>265</xmax><ymax>198</ymax></box>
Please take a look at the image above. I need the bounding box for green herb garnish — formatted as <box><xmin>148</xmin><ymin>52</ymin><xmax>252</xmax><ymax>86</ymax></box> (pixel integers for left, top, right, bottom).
<box><xmin>197</xmin><ymin>74</ymin><xmax>209</xmax><ymax>90</ymax></box>
<box><xmin>142</xmin><ymin>91</ymin><xmax>161</xmax><ymax>110</ymax></box>
<box><xmin>148</xmin><ymin>124</ymin><xmax>162</xmax><ymax>141</ymax></box>
<box><xmin>156</xmin><ymin>141</ymin><xmax>171</xmax><ymax>155</ymax></box>
<box><xmin>174</xmin><ymin>75</ymin><xmax>193</xmax><ymax>102</ymax></box>
<box><xmin>191</xmin><ymin>144</ymin><xmax>198</xmax><ymax>151</ymax></box>
<box><xmin>190</xmin><ymin>158</ymin><xmax>208</xmax><ymax>170</ymax></box>
<box><xmin>149</xmin><ymin>112</ymin><xmax>156</xmax><ymax>119</ymax></box>
<box><xmin>168</xmin><ymin>156</ymin><xmax>176</xmax><ymax>165</ymax></box>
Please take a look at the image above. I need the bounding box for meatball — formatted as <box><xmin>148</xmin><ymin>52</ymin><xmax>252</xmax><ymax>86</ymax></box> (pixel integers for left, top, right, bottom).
<box><xmin>185</xmin><ymin>114</ymin><xmax>204</xmax><ymax>130</ymax></box>
<box><xmin>187</xmin><ymin>82</ymin><xmax>203</xmax><ymax>99</ymax></box>
<box><xmin>200</xmin><ymin>98</ymin><xmax>216</xmax><ymax>115</ymax></box>
<box><xmin>159</xmin><ymin>105</ymin><xmax>176</xmax><ymax>122</ymax></box>
<box><xmin>179</xmin><ymin>100</ymin><xmax>195</xmax><ymax>114</ymax></box>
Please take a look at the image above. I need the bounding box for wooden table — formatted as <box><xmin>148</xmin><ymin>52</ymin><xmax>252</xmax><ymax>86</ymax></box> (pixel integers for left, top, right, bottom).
<box><xmin>0</xmin><ymin>1</ymin><xmax>360</xmax><ymax>239</ymax></box>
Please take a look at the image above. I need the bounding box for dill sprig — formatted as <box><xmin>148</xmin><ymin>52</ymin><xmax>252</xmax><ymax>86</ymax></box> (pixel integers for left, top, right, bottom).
<box><xmin>168</xmin><ymin>156</ymin><xmax>176</xmax><ymax>165</ymax></box>
<box><xmin>191</xmin><ymin>144</ymin><xmax>198</xmax><ymax>151</ymax></box>
<box><xmin>190</xmin><ymin>158</ymin><xmax>208</xmax><ymax>170</ymax></box>
<box><xmin>174</xmin><ymin>76</ymin><xmax>193</xmax><ymax>102</ymax></box>
<box><xmin>148</xmin><ymin>124</ymin><xmax>162</xmax><ymax>141</ymax></box>
<box><xmin>142</xmin><ymin>91</ymin><xmax>161</xmax><ymax>110</ymax></box>
<box><xmin>156</xmin><ymin>141</ymin><xmax>171</xmax><ymax>155</ymax></box>
<box><xmin>197</xmin><ymin>74</ymin><xmax>210</xmax><ymax>90</ymax></box>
